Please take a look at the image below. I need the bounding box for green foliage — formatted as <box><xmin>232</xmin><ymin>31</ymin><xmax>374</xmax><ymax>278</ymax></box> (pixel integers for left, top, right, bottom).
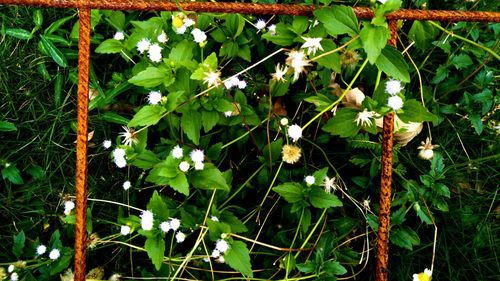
<box><xmin>224</xmin><ymin>241</ymin><xmax>253</xmax><ymax>277</ymax></box>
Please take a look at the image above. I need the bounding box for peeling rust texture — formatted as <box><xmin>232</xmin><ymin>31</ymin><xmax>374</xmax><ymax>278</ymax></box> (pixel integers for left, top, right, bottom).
<box><xmin>375</xmin><ymin>20</ymin><xmax>398</xmax><ymax>281</ymax></box>
<box><xmin>0</xmin><ymin>0</ymin><xmax>499</xmax><ymax>22</ymax></box>
<box><xmin>74</xmin><ymin>4</ymin><xmax>91</xmax><ymax>281</ymax></box>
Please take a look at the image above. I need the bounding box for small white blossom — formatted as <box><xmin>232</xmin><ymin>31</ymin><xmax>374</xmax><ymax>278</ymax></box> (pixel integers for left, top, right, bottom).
<box><xmin>210</xmin><ymin>216</ymin><xmax>219</xmax><ymax>222</ymax></box>
<box><xmin>388</xmin><ymin>96</ymin><xmax>404</xmax><ymax>111</ymax></box>
<box><xmin>194</xmin><ymin>161</ymin><xmax>204</xmax><ymax>170</ymax></box>
<box><xmin>224</xmin><ymin>76</ymin><xmax>240</xmax><ymax>89</ymax></box>
<box><xmin>179</xmin><ymin>161</ymin><xmax>190</xmax><ymax>172</ymax></box>
<box><xmin>190</xmin><ymin>149</ymin><xmax>205</xmax><ymax>163</ymax></box>
<box><xmin>103</xmin><ymin>140</ymin><xmax>112</xmax><ymax>149</ymax></box>
<box><xmin>157</xmin><ymin>31</ymin><xmax>168</xmax><ymax>43</ymax></box>
<box><xmin>49</xmin><ymin>248</ymin><xmax>60</xmax><ymax>260</ymax></box>
<box><xmin>120</xmin><ymin>225</ymin><xmax>131</xmax><ymax>235</ymax></box>
<box><xmin>355</xmin><ymin>109</ymin><xmax>376</xmax><ymax>127</ymax></box>
<box><xmin>237</xmin><ymin>80</ymin><xmax>247</xmax><ymax>89</ymax></box>
<box><xmin>378</xmin><ymin>0</ymin><xmax>388</xmax><ymax>4</ymax></box>
<box><xmin>8</xmin><ymin>265</ymin><xmax>14</xmax><ymax>273</ymax></box>
<box><xmin>280</xmin><ymin>118</ymin><xmax>289</xmax><ymax>126</ymax></box>
<box><xmin>140</xmin><ymin>210</ymin><xmax>154</xmax><ymax>231</ymax></box>
<box><xmin>64</xmin><ymin>200</ymin><xmax>75</xmax><ymax>215</ymax></box>
<box><xmin>215</xmin><ymin>239</ymin><xmax>230</xmax><ymax>253</ymax></box>
<box><xmin>272</xmin><ymin>63</ymin><xmax>288</xmax><ymax>82</ymax></box>
<box><xmin>211</xmin><ymin>249</ymin><xmax>221</xmax><ymax>258</ymax></box>
<box><xmin>148</xmin><ymin>43</ymin><xmax>163</xmax><ymax>63</ymax></box>
<box><xmin>109</xmin><ymin>274</ymin><xmax>121</xmax><ymax>281</ymax></box>
<box><xmin>136</xmin><ymin>38</ymin><xmax>151</xmax><ymax>54</ymax></box>
<box><xmin>216</xmin><ymin>255</ymin><xmax>225</xmax><ymax>263</ymax></box>
<box><xmin>385</xmin><ymin>79</ymin><xmax>403</xmax><ymax>95</ymax></box>
<box><xmin>175</xmin><ymin>231</ymin><xmax>186</xmax><ymax>243</ymax></box>
<box><xmin>175</xmin><ymin>25</ymin><xmax>187</xmax><ymax>34</ymax></box>
<box><xmin>286</xmin><ymin>50</ymin><xmax>310</xmax><ymax>81</ymax></box>
<box><xmin>114</xmin><ymin>157</ymin><xmax>127</xmax><ymax>168</ymax></box>
<box><xmin>322</xmin><ymin>176</ymin><xmax>338</xmax><ymax>194</ymax></box>
<box><xmin>169</xmin><ymin>218</ymin><xmax>181</xmax><ymax>231</ymax></box>
<box><xmin>123</xmin><ymin>181</ymin><xmax>131</xmax><ymax>191</ymax></box>
<box><xmin>268</xmin><ymin>24</ymin><xmax>277</xmax><ymax>35</ymax></box>
<box><xmin>418</xmin><ymin>137</ymin><xmax>439</xmax><ymax>160</ymax></box>
<box><xmin>191</xmin><ymin>28</ymin><xmax>207</xmax><ymax>43</ymax></box>
<box><xmin>113</xmin><ymin>148</ymin><xmax>127</xmax><ymax>168</ymax></box>
<box><xmin>301</xmin><ymin>37</ymin><xmax>323</xmax><ymax>55</ymax></box>
<box><xmin>288</xmin><ymin>124</ymin><xmax>303</xmax><ymax>142</ymax></box>
<box><xmin>255</xmin><ymin>19</ymin><xmax>267</xmax><ymax>30</ymax></box>
<box><xmin>119</xmin><ymin>126</ymin><xmax>138</xmax><ymax>146</ymax></box>
<box><xmin>36</xmin><ymin>244</ymin><xmax>47</xmax><ymax>255</ymax></box>
<box><xmin>10</xmin><ymin>272</ymin><xmax>18</xmax><ymax>281</ymax></box>
<box><xmin>183</xmin><ymin>18</ymin><xmax>195</xmax><ymax>27</ymax></box>
<box><xmin>203</xmin><ymin>71</ymin><xmax>221</xmax><ymax>87</ymax></box>
<box><xmin>147</xmin><ymin>91</ymin><xmax>162</xmax><ymax>105</ymax></box>
<box><xmin>412</xmin><ymin>268</ymin><xmax>432</xmax><ymax>281</ymax></box>
<box><xmin>113</xmin><ymin>31</ymin><xmax>125</xmax><ymax>40</ymax></box>
<box><xmin>172</xmin><ymin>145</ymin><xmax>183</xmax><ymax>159</ymax></box>
<box><xmin>305</xmin><ymin>175</ymin><xmax>315</xmax><ymax>185</ymax></box>
<box><xmin>160</xmin><ymin>221</ymin><xmax>171</xmax><ymax>233</ymax></box>
<box><xmin>224</xmin><ymin>111</ymin><xmax>233</xmax><ymax>117</ymax></box>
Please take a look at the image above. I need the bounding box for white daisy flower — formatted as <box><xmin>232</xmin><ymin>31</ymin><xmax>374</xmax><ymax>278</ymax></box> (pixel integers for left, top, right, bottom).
<box><xmin>49</xmin><ymin>248</ymin><xmax>60</xmax><ymax>260</ymax></box>
<box><xmin>322</xmin><ymin>176</ymin><xmax>338</xmax><ymax>194</ymax></box>
<box><xmin>64</xmin><ymin>200</ymin><xmax>75</xmax><ymax>215</ymax></box>
<box><xmin>147</xmin><ymin>91</ymin><xmax>162</xmax><ymax>105</ymax></box>
<box><xmin>191</xmin><ymin>28</ymin><xmax>207</xmax><ymax>44</ymax></box>
<box><xmin>140</xmin><ymin>210</ymin><xmax>154</xmax><ymax>231</ymax></box>
<box><xmin>272</xmin><ymin>63</ymin><xmax>288</xmax><ymax>82</ymax></box>
<box><xmin>136</xmin><ymin>38</ymin><xmax>151</xmax><ymax>54</ymax></box>
<box><xmin>119</xmin><ymin>126</ymin><xmax>138</xmax><ymax>146</ymax></box>
<box><xmin>148</xmin><ymin>43</ymin><xmax>163</xmax><ymax>63</ymax></box>
<box><xmin>388</xmin><ymin>96</ymin><xmax>404</xmax><ymax>111</ymax></box>
<box><xmin>385</xmin><ymin>79</ymin><xmax>403</xmax><ymax>95</ymax></box>
<box><xmin>301</xmin><ymin>37</ymin><xmax>323</xmax><ymax>55</ymax></box>
<box><xmin>355</xmin><ymin>109</ymin><xmax>376</xmax><ymax>127</ymax></box>
<box><xmin>288</xmin><ymin>124</ymin><xmax>303</xmax><ymax>142</ymax></box>
<box><xmin>203</xmin><ymin>71</ymin><xmax>221</xmax><ymax>87</ymax></box>
<box><xmin>179</xmin><ymin>161</ymin><xmax>190</xmax><ymax>172</ymax></box>
<box><xmin>157</xmin><ymin>31</ymin><xmax>168</xmax><ymax>43</ymax></box>
<box><xmin>175</xmin><ymin>231</ymin><xmax>186</xmax><ymax>243</ymax></box>
<box><xmin>160</xmin><ymin>221</ymin><xmax>171</xmax><ymax>233</ymax></box>
<box><xmin>285</xmin><ymin>50</ymin><xmax>310</xmax><ymax>81</ymax></box>
<box><xmin>169</xmin><ymin>218</ymin><xmax>181</xmax><ymax>231</ymax></box>
<box><xmin>103</xmin><ymin>140</ymin><xmax>112</xmax><ymax>149</ymax></box>
<box><xmin>255</xmin><ymin>19</ymin><xmax>267</xmax><ymax>30</ymax></box>
<box><xmin>36</xmin><ymin>244</ymin><xmax>47</xmax><ymax>255</ymax></box>
<box><xmin>304</xmin><ymin>175</ymin><xmax>315</xmax><ymax>185</ymax></box>
<box><xmin>120</xmin><ymin>225</ymin><xmax>131</xmax><ymax>235</ymax></box>
<box><xmin>123</xmin><ymin>180</ymin><xmax>131</xmax><ymax>191</ymax></box>
<box><xmin>412</xmin><ymin>268</ymin><xmax>432</xmax><ymax>281</ymax></box>
<box><xmin>172</xmin><ymin>145</ymin><xmax>183</xmax><ymax>159</ymax></box>
<box><xmin>190</xmin><ymin>149</ymin><xmax>204</xmax><ymax>163</ymax></box>
<box><xmin>113</xmin><ymin>31</ymin><xmax>125</xmax><ymax>41</ymax></box>
<box><xmin>215</xmin><ymin>239</ymin><xmax>230</xmax><ymax>253</ymax></box>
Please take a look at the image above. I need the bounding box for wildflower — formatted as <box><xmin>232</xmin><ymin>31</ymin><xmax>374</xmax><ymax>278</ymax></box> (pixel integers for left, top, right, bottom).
<box><xmin>388</xmin><ymin>96</ymin><xmax>404</xmax><ymax>111</ymax></box>
<box><xmin>183</xmin><ymin>18</ymin><xmax>195</xmax><ymax>27</ymax></box>
<box><xmin>305</xmin><ymin>175</ymin><xmax>315</xmax><ymax>185</ymax></box>
<box><xmin>49</xmin><ymin>248</ymin><xmax>60</xmax><ymax>260</ymax></box>
<box><xmin>136</xmin><ymin>38</ymin><xmax>151</xmax><ymax>54</ymax></box>
<box><xmin>237</xmin><ymin>80</ymin><xmax>247</xmax><ymax>89</ymax></box>
<box><xmin>113</xmin><ymin>31</ymin><xmax>125</xmax><ymax>41</ymax></box>
<box><xmin>355</xmin><ymin>109</ymin><xmax>376</xmax><ymax>127</ymax></box>
<box><xmin>172</xmin><ymin>14</ymin><xmax>184</xmax><ymax>28</ymax></box>
<box><xmin>413</xmin><ymin>268</ymin><xmax>432</xmax><ymax>281</ymax></box>
<box><xmin>322</xmin><ymin>176</ymin><xmax>338</xmax><ymax>194</ymax></box>
<box><xmin>113</xmin><ymin>148</ymin><xmax>127</xmax><ymax>168</ymax></box>
<box><xmin>175</xmin><ymin>25</ymin><xmax>187</xmax><ymax>34</ymax></box>
<box><xmin>160</xmin><ymin>221</ymin><xmax>171</xmax><ymax>233</ymax></box>
<box><xmin>211</xmin><ymin>249</ymin><xmax>221</xmax><ymax>258</ymax></box>
<box><xmin>120</xmin><ymin>126</ymin><xmax>139</xmax><ymax>146</ymax></box>
<box><xmin>417</xmin><ymin>137</ymin><xmax>439</xmax><ymax>160</ymax></box>
<box><xmin>271</xmin><ymin>63</ymin><xmax>288</xmax><ymax>82</ymax></box>
<box><xmin>36</xmin><ymin>244</ymin><xmax>47</xmax><ymax>255</ymax></box>
<box><xmin>216</xmin><ymin>255</ymin><xmax>225</xmax><ymax>263</ymax></box>
<box><xmin>255</xmin><ymin>19</ymin><xmax>266</xmax><ymax>30</ymax></box>
<box><xmin>147</xmin><ymin>91</ymin><xmax>162</xmax><ymax>105</ymax></box>
<box><xmin>210</xmin><ymin>216</ymin><xmax>219</xmax><ymax>222</ymax></box>
<box><xmin>109</xmin><ymin>274</ymin><xmax>121</xmax><ymax>281</ymax></box>
<box><xmin>10</xmin><ymin>272</ymin><xmax>18</xmax><ymax>281</ymax></box>
<box><xmin>285</xmin><ymin>50</ymin><xmax>310</xmax><ymax>81</ymax></box>
<box><xmin>102</xmin><ymin>140</ymin><xmax>112</xmax><ymax>149</ymax></box>
<box><xmin>340</xmin><ymin>49</ymin><xmax>361</xmax><ymax>68</ymax></box>
<box><xmin>282</xmin><ymin>144</ymin><xmax>302</xmax><ymax>164</ymax></box>
<box><xmin>301</xmin><ymin>37</ymin><xmax>323</xmax><ymax>55</ymax></box>
<box><xmin>268</xmin><ymin>24</ymin><xmax>277</xmax><ymax>35</ymax></box>
<box><xmin>172</xmin><ymin>145</ymin><xmax>183</xmax><ymax>159</ymax></box>
<box><xmin>190</xmin><ymin>149</ymin><xmax>204</xmax><ymax>163</ymax></box>
<box><xmin>363</xmin><ymin>199</ymin><xmax>371</xmax><ymax>211</ymax></box>
<box><xmin>179</xmin><ymin>161</ymin><xmax>190</xmax><ymax>172</ymax></box>
<box><xmin>140</xmin><ymin>210</ymin><xmax>154</xmax><ymax>231</ymax></box>
<box><xmin>288</xmin><ymin>124</ymin><xmax>303</xmax><ymax>142</ymax></box>
<box><xmin>148</xmin><ymin>43</ymin><xmax>162</xmax><ymax>63</ymax></box>
<box><xmin>169</xmin><ymin>218</ymin><xmax>181</xmax><ymax>231</ymax></box>
<box><xmin>203</xmin><ymin>71</ymin><xmax>221</xmax><ymax>87</ymax></box>
<box><xmin>120</xmin><ymin>225</ymin><xmax>131</xmax><ymax>235</ymax></box>
<box><xmin>8</xmin><ymin>265</ymin><xmax>14</xmax><ymax>273</ymax></box>
<box><xmin>385</xmin><ymin>79</ymin><xmax>403</xmax><ymax>95</ymax></box>
<box><xmin>191</xmin><ymin>28</ymin><xmax>207</xmax><ymax>44</ymax></box>
<box><xmin>224</xmin><ymin>111</ymin><xmax>233</xmax><ymax>117</ymax></box>
<box><xmin>215</xmin><ymin>239</ymin><xmax>230</xmax><ymax>253</ymax></box>
<box><xmin>123</xmin><ymin>180</ymin><xmax>131</xmax><ymax>191</ymax></box>
<box><xmin>175</xmin><ymin>231</ymin><xmax>186</xmax><ymax>243</ymax></box>
<box><xmin>157</xmin><ymin>31</ymin><xmax>168</xmax><ymax>43</ymax></box>
<box><xmin>194</xmin><ymin>161</ymin><xmax>204</xmax><ymax>170</ymax></box>
<box><xmin>87</xmin><ymin>233</ymin><xmax>100</xmax><ymax>249</ymax></box>
<box><xmin>64</xmin><ymin>200</ymin><xmax>75</xmax><ymax>215</ymax></box>
<box><xmin>280</xmin><ymin>118</ymin><xmax>289</xmax><ymax>126</ymax></box>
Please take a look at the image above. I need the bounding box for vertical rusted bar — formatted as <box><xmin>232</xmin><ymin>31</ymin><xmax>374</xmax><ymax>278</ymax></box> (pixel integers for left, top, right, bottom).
<box><xmin>74</xmin><ymin>2</ymin><xmax>91</xmax><ymax>281</ymax></box>
<box><xmin>375</xmin><ymin>20</ymin><xmax>398</xmax><ymax>281</ymax></box>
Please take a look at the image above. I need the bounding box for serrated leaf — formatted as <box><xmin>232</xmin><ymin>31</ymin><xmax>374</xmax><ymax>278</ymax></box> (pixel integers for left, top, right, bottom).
<box><xmin>375</xmin><ymin>45</ymin><xmax>410</xmax><ymax>82</ymax></box>
<box><xmin>322</xmin><ymin>108</ymin><xmax>360</xmax><ymax>138</ymax></box>
<box><xmin>128</xmin><ymin>67</ymin><xmax>169</xmax><ymax>88</ymax></box>
<box><xmin>147</xmin><ymin>191</ymin><xmax>170</xmax><ymax>220</ymax></box>
<box><xmin>169</xmin><ymin>40</ymin><xmax>195</xmax><ymax>61</ymax></box>
<box><xmin>0</xmin><ymin>120</ymin><xmax>17</xmax><ymax>131</ymax></box>
<box><xmin>95</xmin><ymin>39</ymin><xmax>123</xmax><ymax>54</ymax></box>
<box><xmin>398</xmin><ymin>99</ymin><xmax>438</xmax><ymax>123</ymax></box>
<box><xmin>169</xmin><ymin>173</ymin><xmax>190</xmax><ymax>195</ymax></box>
<box><xmin>224</xmin><ymin>241</ymin><xmax>253</xmax><ymax>277</ymax></box>
<box><xmin>360</xmin><ymin>23</ymin><xmax>390</xmax><ymax>64</ymax></box>
<box><xmin>128</xmin><ymin>105</ymin><xmax>166</xmax><ymax>127</ymax></box>
<box><xmin>314</xmin><ymin>40</ymin><xmax>341</xmax><ymax>73</ymax></box>
<box><xmin>181</xmin><ymin>111</ymin><xmax>202</xmax><ymax>145</ymax></box>
<box><xmin>13</xmin><ymin>231</ymin><xmax>25</xmax><ymax>258</ymax></box>
<box><xmin>190</xmin><ymin>163</ymin><xmax>229</xmax><ymax>192</ymax></box>
<box><xmin>144</xmin><ymin>236</ymin><xmax>165</xmax><ymax>271</ymax></box>
<box><xmin>2</xmin><ymin>165</ymin><xmax>24</xmax><ymax>185</ymax></box>
<box><xmin>40</xmin><ymin>35</ymin><xmax>67</xmax><ymax>67</ymax></box>
<box><xmin>390</xmin><ymin>226</ymin><xmax>420</xmax><ymax>250</ymax></box>
<box><xmin>297</xmin><ymin>261</ymin><xmax>316</xmax><ymax>273</ymax></box>
<box><xmin>309</xmin><ymin>187</ymin><xmax>343</xmax><ymax>208</ymax></box>
<box><xmin>273</xmin><ymin>182</ymin><xmax>304</xmax><ymax>203</ymax></box>
<box><xmin>452</xmin><ymin>54</ymin><xmax>473</xmax><ymax>70</ymax></box>
<box><xmin>314</xmin><ymin>6</ymin><xmax>359</xmax><ymax>37</ymax></box>
<box><xmin>221</xmin><ymin>211</ymin><xmax>248</xmax><ymax>233</ymax></box>
<box><xmin>201</xmin><ymin>110</ymin><xmax>219</xmax><ymax>132</ymax></box>
<box><xmin>323</xmin><ymin>261</ymin><xmax>347</xmax><ymax>276</ymax></box>
<box><xmin>6</xmin><ymin>28</ymin><xmax>32</xmax><ymax>40</ymax></box>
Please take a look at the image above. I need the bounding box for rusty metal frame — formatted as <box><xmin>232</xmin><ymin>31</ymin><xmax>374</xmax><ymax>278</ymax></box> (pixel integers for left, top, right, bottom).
<box><xmin>1</xmin><ymin>1</ymin><xmax>499</xmax><ymax>280</ymax></box>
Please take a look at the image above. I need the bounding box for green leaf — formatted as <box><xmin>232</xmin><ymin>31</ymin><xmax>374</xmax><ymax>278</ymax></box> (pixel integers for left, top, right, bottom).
<box><xmin>469</xmin><ymin>113</ymin><xmax>483</xmax><ymax>135</ymax></box>
<box><xmin>5</xmin><ymin>28</ymin><xmax>32</xmax><ymax>40</ymax></box>
<box><xmin>291</xmin><ymin>16</ymin><xmax>309</xmax><ymax>35</ymax></box>
<box><xmin>452</xmin><ymin>54</ymin><xmax>473</xmax><ymax>70</ymax></box>
<box><xmin>2</xmin><ymin>164</ymin><xmax>24</xmax><ymax>185</ymax></box>
<box><xmin>297</xmin><ymin>261</ymin><xmax>316</xmax><ymax>273</ymax></box>
<box><xmin>201</xmin><ymin>110</ymin><xmax>219</xmax><ymax>132</ymax></box>
<box><xmin>13</xmin><ymin>231</ymin><xmax>25</xmax><ymax>258</ymax></box>
<box><xmin>169</xmin><ymin>173</ymin><xmax>190</xmax><ymax>195</ymax></box>
<box><xmin>435</xmin><ymin>183</ymin><xmax>450</xmax><ymax>198</ymax></box>
<box><xmin>181</xmin><ymin>111</ymin><xmax>202</xmax><ymax>145</ymax></box>
<box><xmin>147</xmin><ymin>191</ymin><xmax>170</xmax><ymax>220</ymax></box>
<box><xmin>169</xmin><ymin>40</ymin><xmax>195</xmax><ymax>62</ymax></box>
<box><xmin>101</xmin><ymin>112</ymin><xmax>130</xmax><ymax>125</ymax></box>
<box><xmin>144</xmin><ymin>235</ymin><xmax>165</xmax><ymax>271</ymax></box>
<box><xmin>95</xmin><ymin>39</ymin><xmax>123</xmax><ymax>54</ymax></box>
<box><xmin>408</xmin><ymin>21</ymin><xmax>439</xmax><ymax>50</ymax></box>
<box><xmin>130</xmin><ymin>150</ymin><xmax>161</xmax><ymax>170</ymax></box>
<box><xmin>221</xmin><ymin>212</ymin><xmax>248</xmax><ymax>233</ymax></box>
<box><xmin>0</xmin><ymin>120</ymin><xmax>17</xmax><ymax>131</ymax></box>
<box><xmin>225</xmin><ymin>14</ymin><xmax>245</xmax><ymax>37</ymax></box>
<box><xmin>314</xmin><ymin>6</ymin><xmax>359</xmax><ymax>37</ymax></box>
<box><xmin>398</xmin><ymin>99</ymin><xmax>438</xmax><ymax>123</ymax></box>
<box><xmin>45</xmin><ymin>14</ymin><xmax>75</xmax><ymax>35</ymax></box>
<box><xmin>129</xmin><ymin>105</ymin><xmax>166</xmax><ymax>127</ymax></box>
<box><xmin>128</xmin><ymin>67</ymin><xmax>169</xmax><ymax>88</ymax></box>
<box><xmin>33</xmin><ymin>10</ymin><xmax>43</xmax><ymax>27</ymax></box>
<box><xmin>224</xmin><ymin>241</ymin><xmax>253</xmax><ymax>277</ymax></box>
<box><xmin>190</xmin><ymin>163</ymin><xmax>229</xmax><ymax>192</ymax></box>
<box><xmin>322</xmin><ymin>108</ymin><xmax>360</xmax><ymax>138</ymax></box>
<box><xmin>207</xmin><ymin>220</ymin><xmax>232</xmax><ymax>241</ymax></box>
<box><xmin>40</xmin><ymin>35</ymin><xmax>68</xmax><ymax>67</ymax></box>
<box><xmin>375</xmin><ymin>45</ymin><xmax>410</xmax><ymax>82</ymax></box>
<box><xmin>314</xmin><ymin>40</ymin><xmax>341</xmax><ymax>73</ymax></box>
<box><xmin>309</xmin><ymin>187</ymin><xmax>343</xmax><ymax>208</ymax></box>
<box><xmin>262</xmin><ymin>23</ymin><xmax>295</xmax><ymax>46</ymax></box>
<box><xmin>390</xmin><ymin>226</ymin><xmax>420</xmax><ymax>250</ymax></box>
<box><xmin>323</xmin><ymin>261</ymin><xmax>347</xmax><ymax>276</ymax></box>
<box><xmin>106</xmin><ymin>11</ymin><xmax>125</xmax><ymax>30</ymax></box>
<box><xmin>273</xmin><ymin>182</ymin><xmax>303</xmax><ymax>204</ymax></box>
<box><xmin>360</xmin><ymin>23</ymin><xmax>390</xmax><ymax>64</ymax></box>
<box><xmin>282</xmin><ymin>254</ymin><xmax>296</xmax><ymax>275</ymax></box>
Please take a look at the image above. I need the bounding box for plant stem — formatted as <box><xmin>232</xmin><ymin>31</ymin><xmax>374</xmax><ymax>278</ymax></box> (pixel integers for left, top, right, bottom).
<box><xmin>259</xmin><ymin>160</ymin><xmax>284</xmax><ymax>207</ymax></box>
<box><xmin>294</xmin><ymin>209</ymin><xmax>327</xmax><ymax>259</ymax></box>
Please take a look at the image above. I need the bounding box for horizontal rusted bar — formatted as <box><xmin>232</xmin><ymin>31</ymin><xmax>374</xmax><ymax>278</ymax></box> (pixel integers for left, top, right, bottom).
<box><xmin>0</xmin><ymin>0</ymin><xmax>499</xmax><ymax>22</ymax></box>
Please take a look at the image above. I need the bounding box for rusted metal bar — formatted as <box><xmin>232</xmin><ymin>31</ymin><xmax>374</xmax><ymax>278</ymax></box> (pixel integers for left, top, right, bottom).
<box><xmin>0</xmin><ymin>0</ymin><xmax>499</xmax><ymax>22</ymax></box>
<box><xmin>375</xmin><ymin>20</ymin><xmax>398</xmax><ymax>281</ymax></box>
<box><xmin>74</xmin><ymin>2</ymin><xmax>91</xmax><ymax>280</ymax></box>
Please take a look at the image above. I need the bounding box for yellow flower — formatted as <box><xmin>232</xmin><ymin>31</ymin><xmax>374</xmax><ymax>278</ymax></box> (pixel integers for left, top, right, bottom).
<box><xmin>282</xmin><ymin>144</ymin><xmax>301</xmax><ymax>164</ymax></box>
<box><xmin>413</xmin><ymin>268</ymin><xmax>432</xmax><ymax>281</ymax></box>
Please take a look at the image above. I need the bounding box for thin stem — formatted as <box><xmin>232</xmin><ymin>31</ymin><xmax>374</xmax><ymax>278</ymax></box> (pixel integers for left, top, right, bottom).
<box><xmin>220</xmin><ymin>164</ymin><xmax>264</xmax><ymax>209</ymax></box>
<box><xmin>294</xmin><ymin>209</ymin><xmax>327</xmax><ymax>259</ymax></box>
<box><xmin>221</xmin><ymin>119</ymin><xmax>268</xmax><ymax>150</ymax></box>
<box><xmin>309</xmin><ymin>35</ymin><xmax>360</xmax><ymax>62</ymax></box>
<box><xmin>259</xmin><ymin>160</ymin><xmax>284</xmax><ymax>207</ymax></box>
